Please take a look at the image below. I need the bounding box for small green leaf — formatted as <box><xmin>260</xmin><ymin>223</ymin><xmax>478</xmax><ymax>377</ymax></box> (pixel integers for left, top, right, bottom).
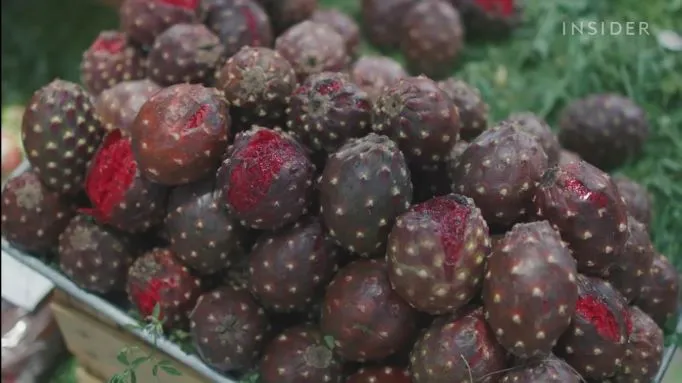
<box><xmin>152</xmin><ymin>364</ymin><xmax>159</xmax><ymax>376</ymax></box>
<box><xmin>158</xmin><ymin>359</ymin><xmax>174</xmax><ymax>366</ymax></box>
<box><xmin>160</xmin><ymin>365</ymin><xmax>182</xmax><ymax>376</ymax></box>
<box><xmin>108</xmin><ymin>374</ymin><xmax>123</xmax><ymax>383</ymax></box>
<box><xmin>117</xmin><ymin>351</ymin><xmax>129</xmax><ymax>366</ymax></box>
<box><xmin>152</xmin><ymin>303</ymin><xmax>161</xmax><ymax>320</ymax></box>
<box><xmin>130</xmin><ymin>370</ymin><xmax>137</xmax><ymax>383</ymax></box>
<box><xmin>323</xmin><ymin>335</ymin><xmax>335</xmax><ymax>350</ymax></box>
<box><xmin>131</xmin><ymin>356</ymin><xmax>150</xmax><ymax>368</ymax></box>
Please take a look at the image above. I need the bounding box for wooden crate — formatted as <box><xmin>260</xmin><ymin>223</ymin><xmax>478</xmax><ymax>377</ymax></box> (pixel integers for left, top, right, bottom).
<box><xmin>50</xmin><ymin>289</ymin><xmax>209</xmax><ymax>383</ymax></box>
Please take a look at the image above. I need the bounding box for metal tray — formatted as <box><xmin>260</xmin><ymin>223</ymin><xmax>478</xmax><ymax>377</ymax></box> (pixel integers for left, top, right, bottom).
<box><xmin>2</xmin><ymin>161</ymin><xmax>679</xmax><ymax>383</ymax></box>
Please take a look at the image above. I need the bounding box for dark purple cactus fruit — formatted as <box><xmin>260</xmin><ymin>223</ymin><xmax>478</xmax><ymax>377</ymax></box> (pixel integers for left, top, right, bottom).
<box><xmin>248</xmin><ymin>216</ymin><xmax>342</xmax><ymax>313</ymax></box>
<box><xmin>287</xmin><ymin>71</ymin><xmax>372</xmax><ymax>153</ymax></box>
<box><xmin>448</xmin><ymin>123</ymin><xmax>549</xmax><ymax>227</ymax></box>
<box><xmin>482</xmin><ymin>221</ymin><xmax>578</xmax><ymax>358</ymax></box>
<box><xmin>119</xmin><ymin>0</ymin><xmax>200</xmax><ymax>47</ymax></box>
<box><xmin>275</xmin><ymin>21</ymin><xmax>349</xmax><ymax>82</ymax></box>
<box><xmin>533</xmin><ymin>159</ymin><xmax>629</xmax><ymax>276</ymax></box>
<box><xmin>409</xmin><ymin>306</ymin><xmax>508</xmax><ymax>383</ymax></box>
<box><xmin>373</xmin><ymin>76</ymin><xmax>461</xmax><ymax>165</ymax></box>
<box><xmin>320</xmin><ymin>259</ymin><xmax>418</xmax><ymax>362</ymax></box>
<box><xmin>164</xmin><ymin>177</ymin><xmax>246</xmax><ymax>275</ymax></box>
<box><xmin>449</xmin><ymin>140</ymin><xmax>470</xmax><ymax>162</ymax></box>
<box><xmin>95</xmin><ymin>79</ymin><xmax>161</xmax><ymax>135</ymax></box>
<box><xmin>613</xmin><ymin>175</ymin><xmax>653</xmax><ymax>228</ymax></box>
<box><xmin>346</xmin><ymin>366</ymin><xmax>412</xmax><ymax>383</ymax></box>
<box><xmin>200</xmin><ymin>0</ymin><xmax>274</xmax><ymax>59</ymax></box>
<box><xmin>311</xmin><ymin>9</ymin><xmax>360</xmax><ymax>58</ymax></box>
<box><xmin>504</xmin><ymin>112</ymin><xmax>560</xmax><ymax>165</ymax></box>
<box><xmin>555</xmin><ymin>275</ymin><xmax>630</xmax><ymax>379</ymax></box>
<box><xmin>218</xmin><ymin>127</ymin><xmax>315</xmax><ymax>230</ymax></box>
<box><xmin>558</xmin><ymin>94</ymin><xmax>650</xmax><ymax>171</ymax></box>
<box><xmin>259</xmin><ymin>325</ymin><xmax>343</xmax><ymax>383</ymax></box>
<box><xmin>449</xmin><ymin>0</ymin><xmax>522</xmax><ymax>40</ymax></box>
<box><xmin>1</xmin><ymin>170</ymin><xmax>74</xmax><ymax>254</ymax></box>
<box><xmin>319</xmin><ymin>133</ymin><xmax>413</xmax><ymax>256</ymax></box>
<box><xmin>387</xmin><ymin>194</ymin><xmax>490</xmax><ymax>314</ymax></box>
<box><xmin>80</xmin><ymin>31</ymin><xmax>147</xmax><ymax>96</ymax></box>
<box><xmin>256</xmin><ymin>0</ymin><xmax>318</xmax><ymax>34</ymax></box>
<box><xmin>351</xmin><ymin>56</ymin><xmax>408</xmax><ymax>101</ymax></box>
<box><xmin>147</xmin><ymin>24</ymin><xmax>225</xmax><ymax>86</ymax></box>
<box><xmin>58</xmin><ymin>215</ymin><xmax>135</xmax><ymax>294</ymax></box>
<box><xmin>604</xmin><ymin>217</ymin><xmax>655</xmax><ymax>303</ymax></box>
<box><xmin>401</xmin><ymin>1</ymin><xmax>465</xmax><ymax>79</ymax></box>
<box><xmin>633</xmin><ymin>253</ymin><xmax>680</xmax><ymax>328</ymax></box>
<box><xmin>361</xmin><ymin>0</ymin><xmax>420</xmax><ymax>49</ymax></box>
<box><xmin>500</xmin><ymin>355</ymin><xmax>581</xmax><ymax>383</ymax></box>
<box><xmin>131</xmin><ymin>83</ymin><xmax>230</xmax><ymax>185</ymax></box>
<box><xmin>438</xmin><ymin>78</ymin><xmax>489</xmax><ymax>141</ymax></box>
<box><xmin>21</xmin><ymin>79</ymin><xmax>105</xmax><ymax>195</ymax></box>
<box><xmin>611</xmin><ymin>306</ymin><xmax>664</xmax><ymax>383</ymax></box>
<box><xmin>127</xmin><ymin>247</ymin><xmax>202</xmax><ymax>330</ymax></box>
<box><xmin>189</xmin><ymin>285</ymin><xmax>269</xmax><ymax>372</ymax></box>
<box><xmin>409</xmin><ymin>162</ymin><xmax>453</xmax><ymax>203</ymax></box>
<box><xmin>217</xmin><ymin>47</ymin><xmax>296</xmax><ymax>130</ymax></box>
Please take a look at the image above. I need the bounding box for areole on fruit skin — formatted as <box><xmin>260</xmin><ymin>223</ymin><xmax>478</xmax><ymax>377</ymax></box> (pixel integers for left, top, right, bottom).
<box><xmin>346</xmin><ymin>366</ymin><xmax>411</xmax><ymax>383</ymax></box>
<box><xmin>438</xmin><ymin>77</ymin><xmax>490</xmax><ymax>141</ymax></box>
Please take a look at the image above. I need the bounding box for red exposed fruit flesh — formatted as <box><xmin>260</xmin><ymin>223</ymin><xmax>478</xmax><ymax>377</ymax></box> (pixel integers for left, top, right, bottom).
<box><xmin>83</xmin><ymin>130</ymin><xmax>136</xmax><ymax>221</ymax></box>
<box><xmin>91</xmin><ymin>34</ymin><xmax>126</xmax><ymax>54</ymax></box>
<box><xmin>179</xmin><ymin>104</ymin><xmax>210</xmax><ymax>133</ymax></box>
<box><xmin>227</xmin><ymin>129</ymin><xmax>297</xmax><ymax>212</ymax></box>
<box><xmin>575</xmin><ymin>296</ymin><xmax>619</xmax><ymax>342</ymax></box>
<box><xmin>564</xmin><ymin>177</ymin><xmax>609</xmax><ymax>208</ymax></box>
<box><xmin>415</xmin><ymin>198</ymin><xmax>469</xmax><ymax>268</ymax></box>
<box><xmin>159</xmin><ymin>0</ymin><xmax>199</xmax><ymax>9</ymax></box>
<box><xmin>476</xmin><ymin>0</ymin><xmax>514</xmax><ymax>16</ymax></box>
<box><xmin>131</xmin><ymin>277</ymin><xmax>177</xmax><ymax>318</ymax></box>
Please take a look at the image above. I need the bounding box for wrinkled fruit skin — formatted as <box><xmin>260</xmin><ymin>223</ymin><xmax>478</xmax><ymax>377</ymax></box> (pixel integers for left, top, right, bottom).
<box><xmin>401</xmin><ymin>1</ymin><xmax>465</xmax><ymax>79</ymax></box>
<box><xmin>311</xmin><ymin>9</ymin><xmax>360</xmax><ymax>58</ymax></box>
<box><xmin>409</xmin><ymin>162</ymin><xmax>453</xmax><ymax>204</ymax></box>
<box><xmin>483</xmin><ymin>221</ymin><xmax>578</xmax><ymax>358</ymax></box>
<box><xmin>21</xmin><ymin>79</ymin><xmax>105</xmax><ymax>195</ymax></box>
<box><xmin>373</xmin><ymin>76</ymin><xmax>461</xmax><ymax>165</ymax></box>
<box><xmin>148</xmin><ymin>23</ymin><xmax>225</xmax><ymax>86</ymax></box>
<box><xmin>438</xmin><ymin>78</ymin><xmax>489</xmax><ymax>141</ymax></box>
<box><xmin>80</xmin><ymin>30</ymin><xmax>147</xmax><ymax>95</ymax></box>
<box><xmin>633</xmin><ymin>253</ymin><xmax>680</xmax><ymax>328</ymax></box>
<box><xmin>256</xmin><ymin>0</ymin><xmax>318</xmax><ymax>33</ymax></box>
<box><xmin>533</xmin><ymin>159</ymin><xmax>628</xmax><ymax>275</ymax></box>
<box><xmin>95</xmin><ymin>79</ymin><xmax>161</xmax><ymax>135</ymax></box>
<box><xmin>201</xmin><ymin>0</ymin><xmax>274</xmax><ymax>60</ymax></box>
<box><xmin>613</xmin><ymin>175</ymin><xmax>653</xmax><ymax>228</ymax></box>
<box><xmin>120</xmin><ymin>0</ymin><xmax>200</xmax><ymax>47</ymax></box>
<box><xmin>505</xmin><ymin>112</ymin><xmax>560</xmax><ymax>165</ymax></box>
<box><xmin>248</xmin><ymin>216</ymin><xmax>341</xmax><ymax>312</ymax></box>
<box><xmin>83</xmin><ymin>130</ymin><xmax>169</xmax><ymax>233</ymax></box>
<box><xmin>611</xmin><ymin>306</ymin><xmax>664</xmax><ymax>383</ymax></box>
<box><xmin>555</xmin><ymin>275</ymin><xmax>630</xmax><ymax>379</ymax></box>
<box><xmin>127</xmin><ymin>248</ymin><xmax>202</xmax><ymax>330</ymax></box>
<box><xmin>387</xmin><ymin>194</ymin><xmax>491</xmax><ymax>314</ymax></box>
<box><xmin>217</xmin><ymin>46</ymin><xmax>296</xmax><ymax>129</ymax></box>
<box><xmin>321</xmin><ymin>259</ymin><xmax>417</xmax><ymax>362</ymax></box>
<box><xmin>59</xmin><ymin>215</ymin><xmax>135</xmax><ymax>294</ymax></box>
<box><xmin>218</xmin><ymin>127</ymin><xmax>315</xmax><ymax>230</ymax></box>
<box><xmin>287</xmin><ymin>71</ymin><xmax>372</xmax><ymax>153</ymax></box>
<box><xmin>604</xmin><ymin>217</ymin><xmax>655</xmax><ymax>302</ymax></box>
<box><xmin>500</xmin><ymin>354</ymin><xmax>581</xmax><ymax>383</ymax></box>
<box><xmin>131</xmin><ymin>83</ymin><xmax>230</xmax><ymax>185</ymax></box>
<box><xmin>361</xmin><ymin>0</ymin><xmax>420</xmax><ymax>49</ymax></box>
<box><xmin>164</xmin><ymin>177</ymin><xmax>246</xmax><ymax>275</ymax></box>
<box><xmin>319</xmin><ymin>133</ymin><xmax>413</xmax><ymax>256</ymax></box>
<box><xmin>351</xmin><ymin>56</ymin><xmax>407</xmax><ymax>101</ymax></box>
<box><xmin>1</xmin><ymin>170</ymin><xmax>74</xmax><ymax>254</ymax></box>
<box><xmin>559</xmin><ymin>94</ymin><xmax>649</xmax><ymax>171</ymax></box>
<box><xmin>190</xmin><ymin>285</ymin><xmax>269</xmax><ymax>372</ymax></box>
<box><xmin>259</xmin><ymin>325</ymin><xmax>343</xmax><ymax>383</ymax></box>
<box><xmin>450</xmin><ymin>0</ymin><xmax>522</xmax><ymax>40</ymax></box>
<box><xmin>449</xmin><ymin>123</ymin><xmax>549</xmax><ymax>227</ymax></box>
<box><xmin>410</xmin><ymin>307</ymin><xmax>508</xmax><ymax>383</ymax></box>
<box><xmin>346</xmin><ymin>366</ymin><xmax>411</xmax><ymax>383</ymax></box>
<box><xmin>275</xmin><ymin>21</ymin><xmax>349</xmax><ymax>82</ymax></box>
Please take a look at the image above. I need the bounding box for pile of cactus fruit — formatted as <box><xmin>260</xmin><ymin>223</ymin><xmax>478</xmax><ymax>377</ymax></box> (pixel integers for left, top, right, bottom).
<box><xmin>2</xmin><ymin>0</ymin><xmax>679</xmax><ymax>382</ymax></box>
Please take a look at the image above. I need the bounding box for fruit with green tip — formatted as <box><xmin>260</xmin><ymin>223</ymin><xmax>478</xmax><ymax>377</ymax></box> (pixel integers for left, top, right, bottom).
<box><xmin>287</xmin><ymin>71</ymin><xmax>372</xmax><ymax>153</ymax></box>
<box><xmin>189</xmin><ymin>285</ymin><xmax>269</xmax><ymax>372</ymax></box>
<box><xmin>387</xmin><ymin>194</ymin><xmax>491</xmax><ymax>315</ymax></box>
<box><xmin>613</xmin><ymin>175</ymin><xmax>653</xmax><ymax>228</ymax></box>
<box><xmin>21</xmin><ymin>79</ymin><xmax>105</xmax><ymax>195</ymax></box>
<box><xmin>361</xmin><ymin>0</ymin><xmax>420</xmax><ymax>49</ymax></box>
<box><xmin>611</xmin><ymin>305</ymin><xmax>664</xmax><ymax>383</ymax></box>
<box><xmin>311</xmin><ymin>9</ymin><xmax>360</xmax><ymax>58</ymax></box>
<box><xmin>319</xmin><ymin>133</ymin><xmax>413</xmax><ymax>256</ymax></box>
<box><xmin>259</xmin><ymin>325</ymin><xmax>343</xmax><ymax>383</ymax></box>
<box><xmin>633</xmin><ymin>253</ymin><xmax>680</xmax><ymax>328</ymax></box>
<box><xmin>533</xmin><ymin>159</ymin><xmax>629</xmax><ymax>276</ymax></box>
<box><xmin>504</xmin><ymin>112</ymin><xmax>560</xmax><ymax>165</ymax></box>
<box><xmin>346</xmin><ymin>366</ymin><xmax>411</xmax><ymax>383</ymax></box>
<box><xmin>119</xmin><ymin>0</ymin><xmax>200</xmax><ymax>47</ymax></box>
<box><xmin>482</xmin><ymin>221</ymin><xmax>578</xmax><ymax>358</ymax></box>
<box><xmin>1</xmin><ymin>170</ymin><xmax>74</xmax><ymax>254</ymax></box>
<box><xmin>438</xmin><ymin>78</ymin><xmax>489</xmax><ymax>141</ymax></box>
<box><xmin>321</xmin><ymin>259</ymin><xmax>418</xmax><ymax>362</ymax></box>
<box><xmin>449</xmin><ymin>0</ymin><xmax>522</xmax><ymax>40</ymax></box>
<box><xmin>351</xmin><ymin>56</ymin><xmax>407</xmax><ymax>101</ymax></box>
<box><xmin>500</xmin><ymin>354</ymin><xmax>581</xmax><ymax>383</ymax></box>
<box><xmin>95</xmin><ymin>79</ymin><xmax>161</xmax><ymax>135</ymax></box>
